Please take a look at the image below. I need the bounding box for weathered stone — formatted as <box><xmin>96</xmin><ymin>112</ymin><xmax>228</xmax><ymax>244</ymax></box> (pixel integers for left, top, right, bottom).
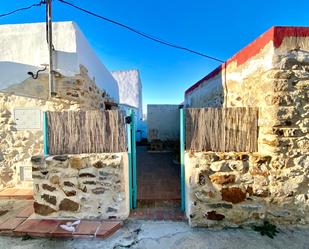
<box><xmin>195</xmin><ymin>190</ymin><xmax>215</xmax><ymax>202</ymax></box>
<box><xmin>42</xmin><ymin>183</ymin><xmax>56</xmax><ymax>192</ymax></box>
<box><xmin>249</xmin><ymin>167</ymin><xmax>269</xmax><ymax>177</ymax></box>
<box><xmin>93</xmin><ymin>161</ymin><xmax>105</xmax><ymax>169</ymax></box>
<box><xmin>53</xmin><ymin>155</ymin><xmax>68</xmax><ymax>162</ymax></box>
<box><xmin>210</xmin><ymin>161</ymin><xmax>231</xmax><ymax>172</ymax></box>
<box><xmin>198</xmin><ymin>173</ymin><xmax>206</xmax><ymax>185</ymax></box>
<box><xmin>64</xmin><ymin>190</ymin><xmax>77</xmax><ymax>197</ymax></box>
<box><xmin>107</xmin><ymin>207</ymin><xmax>117</xmax><ymax>213</ymax></box>
<box><xmin>83</xmin><ymin>180</ymin><xmax>96</xmax><ymax>185</ymax></box>
<box><xmin>41</xmin><ymin>194</ymin><xmax>57</xmax><ymax>205</ymax></box>
<box><xmin>0</xmin><ymin>210</ymin><xmax>8</xmax><ymax>216</ymax></box>
<box><xmin>63</xmin><ymin>181</ymin><xmax>75</xmax><ymax>187</ymax></box>
<box><xmin>205</xmin><ymin>211</ymin><xmax>225</xmax><ymax>221</ymax></box>
<box><xmin>210</xmin><ymin>174</ymin><xmax>236</xmax><ymax>185</ymax></box>
<box><xmin>59</xmin><ymin>198</ymin><xmax>79</xmax><ymax>212</ymax></box>
<box><xmin>206</xmin><ymin>203</ymin><xmax>233</xmax><ymax>209</ymax></box>
<box><xmin>99</xmin><ymin>171</ymin><xmax>110</xmax><ymax>177</ymax></box>
<box><xmin>79</xmin><ymin>167</ymin><xmax>97</xmax><ymax>177</ymax></box>
<box><xmin>92</xmin><ymin>187</ymin><xmax>106</xmax><ymax>194</ymax></box>
<box><xmin>31</xmin><ymin>155</ymin><xmax>44</xmax><ymax>164</ymax></box>
<box><xmin>221</xmin><ymin>187</ymin><xmax>246</xmax><ymax>204</ymax></box>
<box><xmin>34</xmin><ymin>202</ymin><xmax>56</xmax><ymax>215</ymax></box>
<box><xmin>246</xmin><ymin>186</ymin><xmax>253</xmax><ymax>195</ymax></box>
<box><xmin>49</xmin><ymin>175</ymin><xmax>60</xmax><ymax>185</ymax></box>
<box><xmin>253</xmin><ymin>189</ymin><xmax>269</xmax><ymax>197</ymax></box>
<box><xmin>79</xmin><ymin>173</ymin><xmax>96</xmax><ymax>178</ymax></box>
<box><xmin>69</xmin><ymin>157</ymin><xmax>83</xmax><ymax>170</ymax></box>
<box><xmin>240</xmin><ymin>204</ymin><xmax>263</xmax><ymax>211</ymax></box>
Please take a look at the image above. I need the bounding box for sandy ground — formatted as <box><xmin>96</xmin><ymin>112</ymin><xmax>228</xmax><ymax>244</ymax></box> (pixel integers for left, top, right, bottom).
<box><xmin>0</xmin><ymin>219</ymin><xmax>308</xmax><ymax>249</ymax></box>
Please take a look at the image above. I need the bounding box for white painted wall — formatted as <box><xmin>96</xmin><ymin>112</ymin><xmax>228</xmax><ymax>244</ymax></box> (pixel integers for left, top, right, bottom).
<box><xmin>147</xmin><ymin>104</ymin><xmax>180</xmax><ymax>141</ymax></box>
<box><xmin>184</xmin><ymin>43</ymin><xmax>275</xmax><ymax>108</ymax></box>
<box><xmin>112</xmin><ymin>69</ymin><xmax>143</xmax><ymax>117</ymax></box>
<box><xmin>0</xmin><ymin>21</ymin><xmax>119</xmax><ymax>102</ymax></box>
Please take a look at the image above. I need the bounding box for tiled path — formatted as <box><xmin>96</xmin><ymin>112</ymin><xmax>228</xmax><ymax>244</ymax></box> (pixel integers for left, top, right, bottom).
<box><xmin>0</xmin><ymin>200</ymin><xmax>122</xmax><ymax>239</ymax></box>
<box><xmin>0</xmin><ymin>188</ymin><xmax>33</xmax><ymax>200</ymax></box>
<box><xmin>136</xmin><ymin>146</ymin><xmax>181</xmax><ymax>201</ymax></box>
<box><xmin>130</xmin><ymin>208</ymin><xmax>186</xmax><ymax>221</ymax></box>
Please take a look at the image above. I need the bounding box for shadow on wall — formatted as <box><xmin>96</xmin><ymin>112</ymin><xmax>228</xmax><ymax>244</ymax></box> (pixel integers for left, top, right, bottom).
<box><xmin>185</xmin><ymin>62</ymin><xmax>230</xmax><ymax>108</ymax></box>
<box><xmin>0</xmin><ymin>51</ymin><xmax>79</xmax><ymax>99</ymax></box>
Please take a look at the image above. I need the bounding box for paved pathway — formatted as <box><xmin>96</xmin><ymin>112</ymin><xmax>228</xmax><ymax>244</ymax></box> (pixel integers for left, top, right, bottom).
<box><xmin>136</xmin><ymin>146</ymin><xmax>180</xmax><ymax>201</ymax></box>
<box><xmin>0</xmin><ymin>220</ymin><xmax>308</xmax><ymax>249</ymax></box>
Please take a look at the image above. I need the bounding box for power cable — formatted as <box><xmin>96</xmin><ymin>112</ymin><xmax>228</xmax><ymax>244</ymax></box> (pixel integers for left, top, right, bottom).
<box><xmin>0</xmin><ymin>1</ymin><xmax>46</xmax><ymax>18</ymax></box>
<box><xmin>57</xmin><ymin>0</ymin><xmax>224</xmax><ymax>63</ymax></box>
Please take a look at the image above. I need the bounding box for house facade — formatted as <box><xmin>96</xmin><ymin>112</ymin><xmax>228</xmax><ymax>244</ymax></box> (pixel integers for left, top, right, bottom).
<box><xmin>0</xmin><ymin>21</ymin><xmax>121</xmax><ymax>189</ymax></box>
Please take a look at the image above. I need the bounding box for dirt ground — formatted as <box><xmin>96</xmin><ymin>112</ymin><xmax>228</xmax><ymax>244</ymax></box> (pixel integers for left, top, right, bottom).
<box><xmin>0</xmin><ymin>219</ymin><xmax>308</xmax><ymax>249</ymax></box>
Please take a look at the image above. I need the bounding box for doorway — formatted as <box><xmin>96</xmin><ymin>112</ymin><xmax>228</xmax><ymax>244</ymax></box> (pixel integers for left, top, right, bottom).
<box><xmin>128</xmin><ymin>106</ymin><xmax>185</xmax><ymax>220</ymax></box>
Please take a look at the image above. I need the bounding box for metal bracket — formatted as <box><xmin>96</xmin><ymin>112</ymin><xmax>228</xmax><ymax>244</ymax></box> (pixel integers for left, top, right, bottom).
<box><xmin>125</xmin><ymin>116</ymin><xmax>132</xmax><ymax>124</ymax></box>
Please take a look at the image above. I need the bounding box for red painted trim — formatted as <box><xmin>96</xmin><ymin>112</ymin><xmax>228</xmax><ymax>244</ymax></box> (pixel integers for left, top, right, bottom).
<box><xmin>185</xmin><ymin>26</ymin><xmax>309</xmax><ymax>96</ymax></box>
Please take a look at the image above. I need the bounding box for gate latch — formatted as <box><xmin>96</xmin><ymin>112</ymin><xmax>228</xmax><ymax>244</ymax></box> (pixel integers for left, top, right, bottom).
<box><xmin>125</xmin><ymin>116</ymin><xmax>132</xmax><ymax>124</ymax></box>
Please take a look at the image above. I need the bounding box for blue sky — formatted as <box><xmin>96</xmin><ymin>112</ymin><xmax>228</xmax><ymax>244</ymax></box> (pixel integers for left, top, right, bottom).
<box><xmin>1</xmin><ymin>0</ymin><xmax>309</xmax><ymax>113</ymax></box>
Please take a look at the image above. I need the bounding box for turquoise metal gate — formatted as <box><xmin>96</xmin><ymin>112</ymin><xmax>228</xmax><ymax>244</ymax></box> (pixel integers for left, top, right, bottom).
<box><xmin>126</xmin><ymin>109</ymin><xmax>137</xmax><ymax>209</ymax></box>
<box><xmin>180</xmin><ymin>108</ymin><xmax>185</xmax><ymax>211</ymax></box>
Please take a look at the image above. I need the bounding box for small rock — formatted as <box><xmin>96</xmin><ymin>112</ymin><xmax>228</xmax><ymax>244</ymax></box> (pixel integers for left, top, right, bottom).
<box><xmin>69</xmin><ymin>157</ymin><xmax>83</xmax><ymax>169</ymax></box>
<box><xmin>64</xmin><ymin>190</ymin><xmax>77</xmax><ymax>197</ymax></box>
<box><xmin>49</xmin><ymin>175</ymin><xmax>60</xmax><ymax>185</ymax></box>
<box><xmin>198</xmin><ymin>174</ymin><xmax>206</xmax><ymax>185</ymax></box>
<box><xmin>210</xmin><ymin>162</ymin><xmax>231</xmax><ymax>172</ymax></box>
<box><xmin>210</xmin><ymin>174</ymin><xmax>236</xmax><ymax>185</ymax></box>
<box><xmin>41</xmin><ymin>194</ymin><xmax>57</xmax><ymax>205</ymax></box>
<box><xmin>79</xmin><ymin>167</ymin><xmax>97</xmax><ymax>177</ymax></box>
<box><xmin>42</xmin><ymin>184</ymin><xmax>56</xmax><ymax>192</ymax></box>
<box><xmin>53</xmin><ymin>155</ymin><xmax>68</xmax><ymax>162</ymax></box>
<box><xmin>206</xmin><ymin>203</ymin><xmax>233</xmax><ymax>209</ymax></box>
<box><xmin>205</xmin><ymin>211</ymin><xmax>225</xmax><ymax>221</ymax></box>
<box><xmin>83</xmin><ymin>181</ymin><xmax>96</xmax><ymax>185</ymax></box>
<box><xmin>63</xmin><ymin>181</ymin><xmax>75</xmax><ymax>187</ymax></box>
<box><xmin>79</xmin><ymin>173</ymin><xmax>96</xmax><ymax>178</ymax></box>
<box><xmin>221</xmin><ymin>187</ymin><xmax>246</xmax><ymax>204</ymax></box>
<box><xmin>59</xmin><ymin>198</ymin><xmax>79</xmax><ymax>212</ymax></box>
<box><xmin>31</xmin><ymin>155</ymin><xmax>44</xmax><ymax>164</ymax></box>
<box><xmin>253</xmin><ymin>189</ymin><xmax>269</xmax><ymax>197</ymax></box>
<box><xmin>107</xmin><ymin>207</ymin><xmax>117</xmax><ymax>213</ymax></box>
<box><xmin>34</xmin><ymin>202</ymin><xmax>56</xmax><ymax>215</ymax></box>
<box><xmin>93</xmin><ymin>161</ymin><xmax>105</xmax><ymax>169</ymax></box>
<box><xmin>0</xmin><ymin>210</ymin><xmax>8</xmax><ymax>216</ymax></box>
<box><xmin>92</xmin><ymin>187</ymin><xmax>106</xmax><ymax>194</ymax></box>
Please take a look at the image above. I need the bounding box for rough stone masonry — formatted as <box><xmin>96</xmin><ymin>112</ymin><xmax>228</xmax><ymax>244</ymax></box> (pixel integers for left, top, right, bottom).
<box><xmin>184</xmin><ymin>27</ymin><xmax>309</xmax><ymax>227</ymax></box>
<box><xmin>31</xmin><ymin>153</ymin><xmax>129</xmax><ymax>219</ymax></box>
<box><xmin>0</xmin><ymin>65</ymin><xmax>116</xmax><ymax>189</ymax></box>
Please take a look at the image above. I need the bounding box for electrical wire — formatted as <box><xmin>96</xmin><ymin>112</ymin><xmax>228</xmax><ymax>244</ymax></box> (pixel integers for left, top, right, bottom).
<box><xmin>0</xmin><ymin>1</ymin><xmax>46</xmax><ymax>18</ymax></box>
<box><xmin>57</xmin><ymin>0</ymin><xmax>224</xmax><ymax>62</ymax></box>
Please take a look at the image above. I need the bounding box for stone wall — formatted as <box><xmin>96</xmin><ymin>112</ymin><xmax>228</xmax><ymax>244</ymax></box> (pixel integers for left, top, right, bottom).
<box><xmin>184</xmin><ymin>27</ymin><xmax>309</xmax><ymax>227</ymax></box>
<box><xmin>185</xmin><ymin>151</ymin><xmax>308</xmax><ymax>227</ymax></box>
<box><xmin>0</xmin><ymin>65</ymin><xmax>117</xmax><ymax>189</ymax></box>
<box><xmin>31</xmin><ymin>153</ymin><xmax>129</xmax><ymax>219</ymax></box>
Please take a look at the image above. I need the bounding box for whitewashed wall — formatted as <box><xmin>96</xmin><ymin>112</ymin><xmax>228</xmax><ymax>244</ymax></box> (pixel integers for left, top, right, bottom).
<box><xmin>112</xmin><ymin>70</ymin><xmax>143</xmax><ymax>117</ymax></box>
<box><xmin>147</xmin><ymin>104</ymin><xmax>180</xmax><ymax>141</ymax></box>
<box><xmin>0</xmin><ymin>21</ymin><xmax>119</xmax><ymax>102</ymax></box>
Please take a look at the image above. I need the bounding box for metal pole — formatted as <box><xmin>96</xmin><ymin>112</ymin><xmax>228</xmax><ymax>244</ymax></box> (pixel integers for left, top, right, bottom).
<box><xmin>43</xmin><ymin>112</ymin><xmax>49</xmax><ymax>156</ymax></box>
<box><xmin>47</xmin><ymin>0</ymin><xmax>54</xmax><ymax>98</ymax></box>
<box><xmin>180</xmin><ymin>108</ymin><xmax>185</xmax><ymax>212</ymax></box>
<box><xmin>131</xmin><ymin>109</ymin><xmax>137</xmax><ymax>209</ymax></box>
<box><xmin>126</xmin><ymin>109</ymin><xmax>133</xmax><ymax>210</ymax></box>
